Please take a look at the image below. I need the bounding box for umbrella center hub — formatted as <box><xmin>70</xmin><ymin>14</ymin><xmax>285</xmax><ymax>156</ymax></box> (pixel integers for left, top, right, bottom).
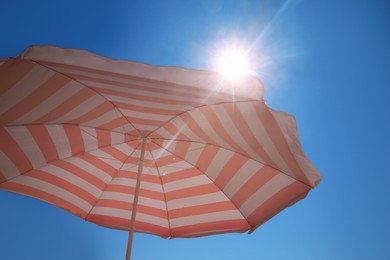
<box><xmin>137</xmin><ymin>135</ymin><xmax>151</xmax><ymax>143</ymax></box>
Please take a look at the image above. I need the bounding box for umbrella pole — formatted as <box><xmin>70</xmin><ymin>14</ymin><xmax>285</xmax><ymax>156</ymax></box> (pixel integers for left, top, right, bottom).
<box><xmin>125</xmin><ymin>137</ymin><xmax>148</xmax><ymax>260</ymax></box>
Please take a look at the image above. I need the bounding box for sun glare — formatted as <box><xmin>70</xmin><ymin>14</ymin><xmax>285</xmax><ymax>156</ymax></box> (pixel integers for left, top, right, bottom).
<box><xmin>215</xmin><ymin>48</ymin><xmax>251</xmax><ymax>80</ymax></box>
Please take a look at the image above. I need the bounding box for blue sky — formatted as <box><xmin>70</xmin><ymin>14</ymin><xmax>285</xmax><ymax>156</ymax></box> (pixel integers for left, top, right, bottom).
<box><xmin>1</xmin><ymin>0</ymin><xmax>389</xmax><ymax>259</ymax></box>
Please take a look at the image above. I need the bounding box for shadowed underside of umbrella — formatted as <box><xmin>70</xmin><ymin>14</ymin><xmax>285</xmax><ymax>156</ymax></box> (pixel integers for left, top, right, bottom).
<box><xmin>0</xmin><ymin>46</ymin><xmax>321</xmax><ymax>260</ymax></box>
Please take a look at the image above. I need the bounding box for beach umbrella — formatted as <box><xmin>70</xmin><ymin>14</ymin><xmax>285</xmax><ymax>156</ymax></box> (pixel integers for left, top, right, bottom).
<box><xmin>0</xmin><ymin>45</ymin><xmax>321</xmax><ymax>259</ymax></box>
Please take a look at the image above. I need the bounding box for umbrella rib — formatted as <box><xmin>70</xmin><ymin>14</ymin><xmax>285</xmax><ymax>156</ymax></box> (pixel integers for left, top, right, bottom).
<box><xmin>149</xmin><ymin>99</ymin><xmax>263</xmax><ymax>137</ymax></box>
<box><xmin>150</xmin><ymin>140</ymin><xmax>253</xmax><ymax>231</ymax></box>
<box><xmin>27</xmin><ymin>59</ymin><xmax>142</xmax><ymax>137</ymax></box>
<box><xmin>85</xmin><ymin>141</ymin><xmax>142</xmax><ymax>218</ymax></box>
<box><xmin>0</xmin><ymin>131</ymin><xmax>138</xmax><ymax>186</ymax></box>
<box><xmin>152</xmin><ymin>138</ymin><xmax>314</xmax><ymax>234</ymax></box>
<box><xmin>147</xmin><ymin>142</ymin><xmax>172</xmax><ymax>238</ymax></box>
<box><xmin>152</xmin><ymin>138</ymin><xmax>312</xmax><ymax>189</ymax></box>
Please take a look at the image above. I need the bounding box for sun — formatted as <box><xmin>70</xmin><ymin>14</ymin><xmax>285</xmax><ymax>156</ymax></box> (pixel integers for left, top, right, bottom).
<box><xmin>214</xmin><ymin>48</ymin><xmax>251</xmax><ymax>80</ymax></box>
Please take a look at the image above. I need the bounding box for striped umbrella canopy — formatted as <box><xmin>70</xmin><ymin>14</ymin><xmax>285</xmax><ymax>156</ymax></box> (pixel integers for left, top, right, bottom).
<box><xmin>0</xmin><ymin>45</ymin><xmax>321</xmax><ymax>259</ymax></box>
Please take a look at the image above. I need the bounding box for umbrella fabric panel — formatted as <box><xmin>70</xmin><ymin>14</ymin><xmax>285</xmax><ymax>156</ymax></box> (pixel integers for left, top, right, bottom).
<box><xmin>0</xmin><ymin>46</ymin><xmax>321</xmax><ymax>240</ymax></box>
<box><xmin>86</xmin><ymin>142</ymin><xmax>252</xmax><ymax>238</ymax></box>
<box><xmin>151</xmin><ymin>101</ymin><xmax>321</xmax><ymax>187</ymax></box>
<box><xmin>145</xmin><ymin>142</ymin><xmax>251</xmax><ymax>237</ymax></box>
<box><xmin>151</xmin><ymin>140</ymin><xmax>311</xmax><ymax>233</ymax></box>
<box><xmin>32</xmin><ymin>60</ymin><xmax>255</xmax><ymax>135</ymax></box>
<box><xmin>0</xmin><ymin>124</ymin><xmax>133</xmax><ymax>182</ymax></box>
<box><xmin>0</xmin><ymin>59</ymin><xmax>134</xmax><ymax>134</ymax></box>
<box><xmin>0</xmin><ymin>125</ymin><xmax>136</xmax><ymax>217</ymax></box>
<box><xmin>10</xmin><ymin>45</ymin><xmax>263</xmax><ymax>136</ymax></box>
<box><xmin>21</xmin><ymin>45</ymin><xmax>264</xmax><ymax>102</ymax></box>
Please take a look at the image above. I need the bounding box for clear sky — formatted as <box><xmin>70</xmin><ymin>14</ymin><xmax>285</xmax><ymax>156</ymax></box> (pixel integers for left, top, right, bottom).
<box><xmin>1</xmin><ymin>0</ymin><xmax>389</xmax><ymax>259</ymax></box>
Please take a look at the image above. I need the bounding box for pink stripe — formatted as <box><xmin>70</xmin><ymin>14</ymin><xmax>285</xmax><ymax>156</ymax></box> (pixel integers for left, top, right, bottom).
<box><xmin>0</xmin><ymin>127</ymin><xmax>32</xmax><ymax>174</ymax></box>
<box><xmin>0</xmin><ymin>60</ymin><xmax>35</xmax><ymax>97</ymax></box>
<box><xmin>232</xmin><ymin>166</ymin><xmax>279</xmax><ymax>207</ymax></box>
<box><xmin>223</xmin><ymin>103</ymin><xmax>277</xmax><ymax>167</ymax></box>
<box><xmin>51</xmin><ymin>160</ymin><xmax>107</xmax><ymax>190</ymax></box>
<box><xmin>171</xmin><ymin>220</ymin><xmax>250</xmax><ymax>238</ymax></box>
<box><xmin>23</xmin><ymin>169</ymin><xmax>97</xmax><ymax>204</ymax></box>
<box><xmin>104</xmin><ymin>184</ymin><xmax>165</xmax><ymax>201</ymax></box>
<box><xmin>33</xmin><ymin>88</ymin><xmax>96</xmax><ymax>123</ymax></box>
<box><xmin>40</xmin><ymin>60</ymin><xmax>231</xmax><ymax>102</ymax></box>
<box><xmin>96</xmin><ymin>129</ymin><xmax>111</xmax><ymax>147</ymax></box>
<box><xmin>247</xmin><ymin>181</ymin><xmax>310</xmax><ymax>228</ymax></box>
<box><xmin>94</xmin><ymin>199</ymin><xmax>167</xmax><ymax>219</ymax></box>
<box><xmin>63</xmin><ymin>125</ymin><xmax>85</xmax><ymax>155</ymax></box>
<box><xmin>169</xmin><ymin>201</ymin><xmax>238</xmax><ymax>219</ymax></box>
<box><xmin>165</xmin><ymin>183</ymin><xmax>220</xmax><ymax>201</ymax></box>
<box><xmin>86</xmin><ymin>214</ymin><xmax>170</xmax><ymax>237</ymax></box>
<box><xmin>27</xmin><ymin>125</ymin><xmax>60</xmax><ymax>162</ymax></box>
<box><xmin>254</xmin><ymin>102</ymin><xmax>310</xmax><ymax>184</ymax></box>
<box><xmin>0</xmin><ymin>74</ymin><xmax>70</xmax><ymax>123</ymax></box>
<box><xmin>214</xmin><ymin>154</ymin><xmax>249</xmax><ymax>189</ymax></box>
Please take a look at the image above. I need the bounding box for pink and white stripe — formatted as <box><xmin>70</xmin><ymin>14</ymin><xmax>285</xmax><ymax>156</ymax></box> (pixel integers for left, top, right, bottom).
<box><xmin>0</xmin><ymin>45</ymin><xmax>321</xmax><ymax>238</ymax></box>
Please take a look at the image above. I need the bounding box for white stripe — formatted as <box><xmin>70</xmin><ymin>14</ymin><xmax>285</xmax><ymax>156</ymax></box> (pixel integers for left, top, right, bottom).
<box><xmin>223</xmin><ymin>160</ymin><xmax>264</xmax><ymax>197</ymax></box>
<box><xmin>140</xmin><ymin>166</ymin><xmax>159</xmax><ymax>176</ymax></box>
<box><xmin>0</xmin><ymin>66</ymin><xmax>55</xmax><ymax>114</ymax></box>
<box><xmin>119</xmin><ymin>163</ymin><xmax>137</xmax><ymax>172</ymax></box>
<box><xmin>158</xmin><ymin>139</ymin><xmax>178</xmax><ymax>156</ymax></box>
<box><xmin>45</xmin><ymin>125</ymin><xmax>72</xmax><ymax>160</ymax></box>
<box><xmin>157</xmin><ymin>161</ymin><xmax>194</xmax><ymax>175</ymax></box>
<box><xmin>143</xmin><ymin>150</ymin><xmax>154</xmax><ymax>160</ymax></box>
<box><xmin>240</xmin><ymin>103</ymin><xmax>291</xmax><ymax>174</ymax></box>
<box><xmin>239</xmin><ymin>173</ymin><xmax>295</xmax><ymax>217</ymax></box>
<box><xmin>80</xmin><ymin>127</ymin><xmax>98</xmax><ymax>152</ymax></box>
<box><xmin>113</xmin><ymin>142</ymin><xmax>136</xmax><ymax>156</ymax></box>
<box><xmin>110</xmin><ymin>131</ymin><xmax>125</xmax><ymax>145</ymax></box>
<box><xmin>11</xmin><ymin>176</ymin><xmax>92</xmax><ymax>212</ymax></box>
<box><xmin>212</xmin><ymin>104</ymin><xmax>264</xmax><ymax>162</ymax></box>
<box><xmin>82</xmin><ymin>80</ymin><xmax>208</xmax><ymax>104</ymax></box>
<box><xmin>103</xmin><ymin>94</ymin><xmax>191</xmax><ymax>111</ymax></box>
<box><xmin>88</xmin><ymin>149</ymin><xmax>117</xmax><ymax>160</ymax></box>
<box><xmin>111</xmin><ymin>123</ymin><xmax>136</xmax><ymax>134</ymax></box>
<box><xmin>99</xmin><ymin>191</ymin><xmax>166</xmax><ymax>210</ymax></box>
<box><xmin>150</xmin><ymin>147</ymin><xmax>172</xmax><ymax>160</ymax></box>
<box><xmin>120</xmin><ymin>163</ymin><xmax>159</xmax><ymax>176</ymax></box>
<box><xmin>110</xmin><ymin>177</ymin><xmax>163</xmax><ymax>193</ymax></box>
<box><xmin>118</xmin><ymin>123</ymin><xmax>155</xmax><ymax>133</ymax></box>
<box><xmin>49</xmin><ymin>65</ymin><xmax>211</xmax><ymax>98</ymax></box>
<box><xmin>5</xmin><ymin>126</ymin><xmax>46</xmax><ymax>169</ymax></box>
<box><xmin>99</xmin><ymin>157</ymin><xmax>123</xmax><ymax>170</ymax></box>
<box><xmin>187</xmin><ymin>108</ymin><xmax>233</xmax><ymax>149</ymax></box>
<box><xmin>184</xmin><ymin>143</ymin><xmax>205</xmax><ymax>166</ymax></box>
<box><xmin>163</xmin><ymin>175</ymin><xmax>211</xmax><ymax>192</ymax></box>
<box><xmin>90</xmin><ymin>207</ymin><xmax>168</xmax><ymax>228</ymax></box>
<box><xmin>121</xmin><ymin>109</ymin><xmax>171</xmax><ymax>123</ymax></box>
<box><xmin>204</xmin><ymin>149</ymin><xmax>234</xmax><ymax>181</ymax></box>
<box><xmin>82</xmin><ymin>110</ymin><xmax>122</xmax><ymax>128</ymax></box>
<box><xmin>92</xmin><ymin>148</ymin><xmax>131</xmax><ymax>166</ymax></box>
<box><xmin>167</xmin><ymin>192</ymin><xmax>229</xmax><ymax>209</ymax></box>
<box><xmin>12</xmin><ymin>81</ymin><xmax>82</xmax><ymax>124</ymax></box>
<box><xmin>25</xmin><ymin>46</ymin><xmax>263</xmax><ymax>101</ymax></box>
<box><xmin>53</xmin><ymin>94</ymin><xmax>106</xmax><ymax>123</ymax></box>
<box><xmin>170</xmin><ymin>210</ymin><xmax>244</xmax><ymax>228</ymax></box>
<box><xmin>66</xmin><ymin>156</ymin><xmax>112</xmax><ymax>183</ymax></box>
<box><xmin>171</xmin><ymin>116</ymin><xmax>203</xmax><ymax>142</ymax></box>
<box><xmin>40</xmin><ymin>164</ymin><xmax>101</xmax><ymax>197</ymax></box>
